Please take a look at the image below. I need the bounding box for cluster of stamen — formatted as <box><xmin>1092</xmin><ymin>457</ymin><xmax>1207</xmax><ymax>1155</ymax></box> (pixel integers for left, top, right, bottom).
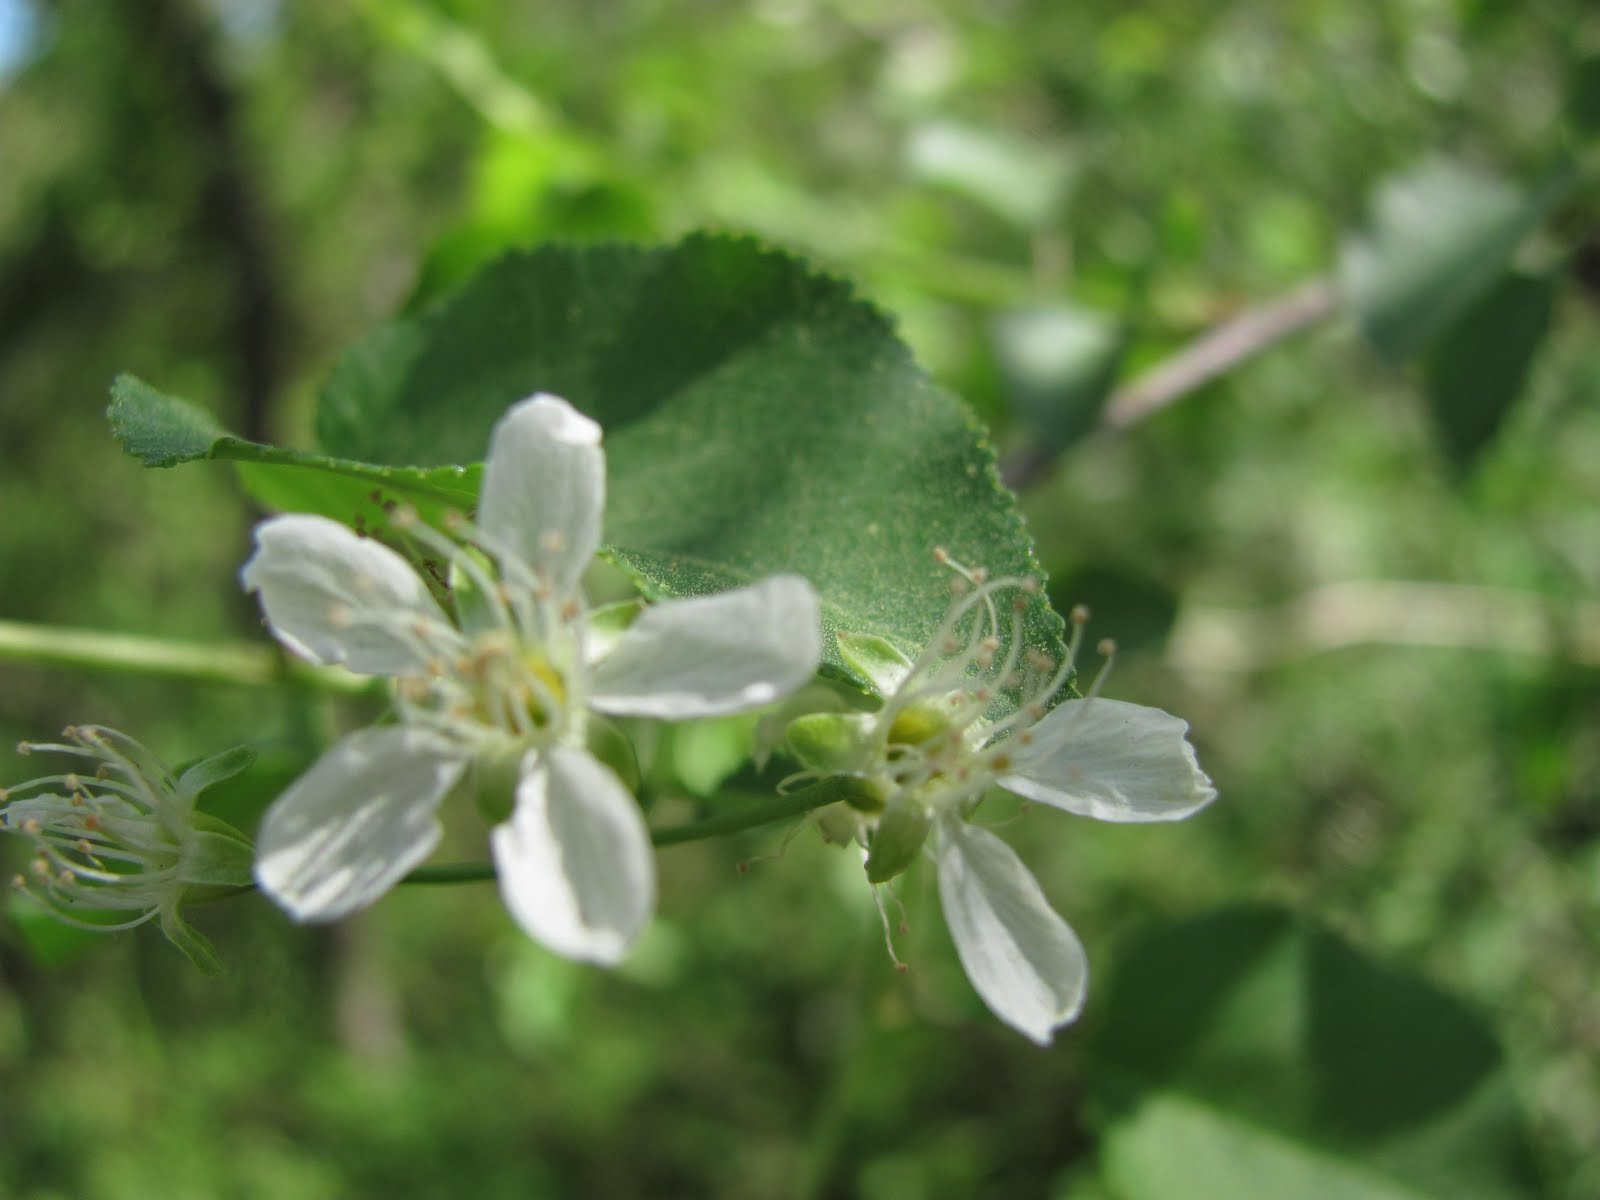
<box><xmin>876</xmin><ymin>550</ymin><xmax>1114</xmax><ymax>818</ymax></box>
<box><xmin>2</xmin><ymin>726</ymin><xmax>187</xmax><ymax>931</ymax></box>
<box><xmin>341</xmin><ymin>506</ymin><xmax>592</xmax><ymax>752</ymax></box>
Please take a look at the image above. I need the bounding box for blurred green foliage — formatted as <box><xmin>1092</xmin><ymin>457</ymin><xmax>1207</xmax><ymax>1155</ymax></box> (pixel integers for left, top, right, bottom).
<box><xmin>2</xmin><ymin>0</ymin><xmax>1598</xmax><ymax>1197</ymax></box>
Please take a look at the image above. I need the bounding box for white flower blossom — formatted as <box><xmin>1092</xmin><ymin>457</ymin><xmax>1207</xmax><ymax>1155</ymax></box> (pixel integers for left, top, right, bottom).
<box><xmin>1</xmin><ymin>725</ymin><xmax>256</xmax><ymax>972</ymax></box>
<box><xmin>241</xmin><ymin>393</ymin><xmax>822</xmax><ymax>964</ymax></box>
<box><xmin>788</xmin><ymin>553</ymin><xmax>1216</xmax><ymax>1044</ymax></box>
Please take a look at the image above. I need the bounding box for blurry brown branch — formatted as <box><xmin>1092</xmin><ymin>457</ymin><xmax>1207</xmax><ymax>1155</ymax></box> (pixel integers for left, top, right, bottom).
<box><xmin>1004</xmin><ymin>277</ymin><xmax>1340</xmax><ymax>490</ymax></box>
<box><xmin>1103</xmin><ymin>277</ymin><xmax>1339</xmax><ymax>430</ymax></box>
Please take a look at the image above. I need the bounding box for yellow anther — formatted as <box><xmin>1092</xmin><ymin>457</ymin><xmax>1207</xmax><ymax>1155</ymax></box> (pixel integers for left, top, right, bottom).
<box><xmin>1070</xmin><ymin>604</ymin><xmax>1090</xmax><ymax>625</ymax></box>
<box><xmin>22</xmin><ymin>817</ymin><xmax>41</xmax><ymax>836</ymax></box>
<box><xmin>1097</xmin><ymin>638</ymin><xmax>1117</xmax><ymax>657</ymax></box>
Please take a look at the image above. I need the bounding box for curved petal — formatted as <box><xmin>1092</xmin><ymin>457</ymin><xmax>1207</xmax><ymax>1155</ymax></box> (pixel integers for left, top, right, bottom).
<box><xmin>478</xmin><ymin>394</ymin><xmax>603</xmax><ymax>599</ymax></box>
<box><xmin>936</xmin><ymin>817</ymin><xmax>1087</xmax><ymax>1045</ymax></box>
<box><xmin>255</xmin><ymin>727</ymin><xmax>463</xmax><ymax>922</ymax></box>
<box><xmin>491</xmin><ymin>746</ymin><xmax>654</xmax><ymax>965</ymax></box>
<box><xmin>241</xmin><ymin>514</ymin><xmax>453</xmax><ymax>675</ymax></box>
<box><xmin>1000</xmin><ymin>698</ymin><xmax>1217</xmax><ymax>823</ymax></box>
<box><xmin>589</xmin><ymin>576</ymin><xmax>822</xmax><ymax>718</ymax></box>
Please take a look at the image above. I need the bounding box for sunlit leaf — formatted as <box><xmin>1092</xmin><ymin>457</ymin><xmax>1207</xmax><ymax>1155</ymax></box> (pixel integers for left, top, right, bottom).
<box><xmin>904</xmin><ymin>120</ymin><xmax>1077</xmax><ymax>230</ymax></box>
<box><xmin>312</xmin><ymin>234</ymin><xmax>1063</xmax><ymax>691</ymax></box>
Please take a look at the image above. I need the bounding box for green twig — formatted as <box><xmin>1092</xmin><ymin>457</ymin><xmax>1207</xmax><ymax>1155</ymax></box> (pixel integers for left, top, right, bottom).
<box><xmin>0</xmin><ymin>618</ymin><xmax>373</xmax><ymax>693</ymax></box>
<box><xmin>402</xmin><ymin>780</ymin><xmax>843</xmax><ymax>885</ymax></box>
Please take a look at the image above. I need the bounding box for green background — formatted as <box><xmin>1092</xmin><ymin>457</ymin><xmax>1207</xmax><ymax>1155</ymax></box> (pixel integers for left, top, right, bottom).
<box><xmin>1</xmin><ymin>1</ymin><xmax>1597</xmax><ymax>1197</ymax></box>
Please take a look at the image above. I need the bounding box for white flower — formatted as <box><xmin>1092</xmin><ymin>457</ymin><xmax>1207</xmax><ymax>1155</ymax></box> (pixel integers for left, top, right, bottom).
<box><xmin>241</xmin><ymin>393</ymin><xmax>822</xmax><ymax>964</ymax></box>
<box><xmin>1</xmin><ymin>725</ymin><xmax>256</xmax><ymax>972</ymax></box>
<box><xmin>788</xmin><ymin>554</ymin><xmax>1216</xmax><ymax>1044</ymax></box>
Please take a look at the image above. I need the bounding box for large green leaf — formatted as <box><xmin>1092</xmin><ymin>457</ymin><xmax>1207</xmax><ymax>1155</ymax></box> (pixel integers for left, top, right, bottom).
<box><xmin>1423</xmin><ymin>271</ymin><xmax>1558</xmax><ymax>470</ymax></box>
<box><xmin>1087</xmin><ymin>907</ymin><xmax>1541</xmax><ymax>1200</ymax></box>
<box><xmin>311</xmin><ymin>234</ymin><xmax>1062</xmax><ymax>689</ymax></box>
<box><xmin>1339</xmin><ymin>158</ymin><xmax>1569</xmax><ymax>364</ymax></box>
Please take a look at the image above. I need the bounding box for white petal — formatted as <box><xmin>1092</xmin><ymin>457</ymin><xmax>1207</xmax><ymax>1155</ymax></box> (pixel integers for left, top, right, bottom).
<box><xmin>1000</xmin><ymin>698</ymin><xmax>1218</xmax><ymax>823</ymax></box>
<box><xmin>936</xmin><ymin>817</ymin><xmax>1087</xmax><ymax>1044</ymax></box>
<box><xmin>478</xmin><ymin>394</ymin><xmax>603</xmax><ymax>599</ymax></box>
<box><xmin>241</xmin><ymin>514</ymin><xmax>453</xmax><ymax>675</ymax></box>
<box><xmin>491</xmin><ymin>746</ymin><xmax>655</xmax><ymax>965</ymax></box>
<box><xmin>589</xmin><ymin>576</ymin><xmax>822</xmax><ymax>718</ymax></box>
<box><xmin>254</xmin><ymin>727</ymin><xmax>464</xmax><ymax>922</ymax></box>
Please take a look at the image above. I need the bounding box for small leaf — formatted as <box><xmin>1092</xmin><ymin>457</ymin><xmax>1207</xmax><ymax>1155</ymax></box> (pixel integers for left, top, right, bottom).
<box><xmin>107</xmin><ymin>374</ymin><xmax>231</xmax><ymax>467</ymax></box>
<box><xmin>1339</xmin><ymin>159</ymin><xmax>1570</xmax><ymax>364</ymax></box>
<box><xmin>107</xmin><ymin>376</ymin><xmax>481</xmax><ymax>532</ymax></box>
<box><xmin>1423</xmin><ymin>270</ymin><xmax>1557</xmax><ymax>470</ymax></box>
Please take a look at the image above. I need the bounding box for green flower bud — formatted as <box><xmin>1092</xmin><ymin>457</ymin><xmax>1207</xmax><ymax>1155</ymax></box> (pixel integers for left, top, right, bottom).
<box><xmin>786</xmin><ymin>711</ymin><xmax>875</xmax><ymax>775</ymax></box>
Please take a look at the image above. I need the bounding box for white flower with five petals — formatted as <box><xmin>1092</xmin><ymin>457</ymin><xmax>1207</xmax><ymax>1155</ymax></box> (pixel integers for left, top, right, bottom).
<box><xmin>788</xmin><ymin>555</ymin><xmax>1215</xmax><ymax>1044</ymax></box>
<box><xmin>242</xmin><ymin>394</ymin><xmax>822</xmax><ymax>964</ymax></box>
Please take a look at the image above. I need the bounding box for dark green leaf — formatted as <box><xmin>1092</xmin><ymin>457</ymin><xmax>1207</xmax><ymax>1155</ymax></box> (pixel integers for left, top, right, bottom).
<box><xmin>1568</xmin><ymin>53</ymin><xmax>1600</xmax><ymax>136</ymax></box>
<box><xmin>1340</xmin><ymin>159</ymin><xmax>1570</xmax><ymax>364</ymax></box>
<box><xmin>314</xmin><ymin>234</ymin><xmax>1062</xmax><ymax>690</ymax></box>
<box><xmin>1423</xmin><ymin>271</ymin><xmax>1557</xmax><ymax>470</ymax></box>
<box><xmin>1088</xmin><ymin>906</ymin><xmax>1540</xmax><ymax>1200</ymax></box>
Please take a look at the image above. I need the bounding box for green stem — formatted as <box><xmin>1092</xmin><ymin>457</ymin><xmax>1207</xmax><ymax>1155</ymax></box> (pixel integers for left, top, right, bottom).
<box><xmin>0</xmin><ymin>618</ymin><xmax>374</xmax><ymax>693</ymax></box>
<box><xmin>402</xmin><ymin>780</ymin><xmax>843</xmax><ymax>885</ymax></box>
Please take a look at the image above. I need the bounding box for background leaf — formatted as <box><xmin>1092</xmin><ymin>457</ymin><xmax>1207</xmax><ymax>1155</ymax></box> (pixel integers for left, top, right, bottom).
<box><xmin>1339</xmin><ymin>159</ymin><xmax>1569</xmax><ymax>364</ymax></box>
<box><xmin>312</xmin><ymin>234</ymin><xmax>1064</xmax><ymax>689</ymax></box>
<box><xmin>991</xmin><ymin>303</ymin><xmax>1124</xmax><ymax>453</ymax></box>
<box><xmin>1422</xmin><ymin>270</ymin><xmax>1558</xmax><ymax>470</ymax></box>
<box><xmin>1087</xmin><ymin>907</ymin><xmax>1539</xmax><ymax>1200</ymax></box>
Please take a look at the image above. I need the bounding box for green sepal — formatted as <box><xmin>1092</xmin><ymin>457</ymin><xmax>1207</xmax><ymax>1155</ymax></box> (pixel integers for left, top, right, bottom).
<box><xmin>177</xmin><ymin>746</ymin><xmax>259</xmax><ymax>798</ymax></box>
<box><xmin>835</xmin><ymin>632</ymin><xmax>915</xmax><ymax>698</ymax></box>
<box><xmin>180</xmin><ymin>818</ymin><xmax>257</xmax><ymax>888</ymax></box>
<box><xmin>584</xmin><ymin>599</ymin><xmax>644</xmax><ymax>662</ymax></box>
<box><xmin>469</xmin><ymin>750</ymin><xmax>523</xmax><ymax>826</ymax></box>
<box><xmin>159</xmin><ymin>906</ymin><xmax>225</xmax><ymax>976</ymax></box>
<box><xmin>814</xmin><ymin>801</ymin><xmax>865</xmax><ymax>846</ymax></box>
<box><xmin>865</xmin><ymin>800</ymin><xmax>932</xmax><ymax>884</ymax></box>
<box><xmin>446</xmin><ymin>545</ymin><xmax>501</xmax><ymax>634</ymax></box>
<box><xmin>587</xmin><ymin>717</ymin><xmax>642</xmax><ymax>795</ymax></box>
